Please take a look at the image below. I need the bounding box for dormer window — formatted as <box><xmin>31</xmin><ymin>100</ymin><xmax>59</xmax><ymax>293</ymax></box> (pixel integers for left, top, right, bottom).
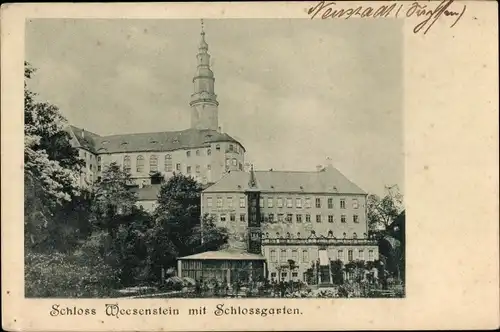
<box><xmin>172</xmin><ymin>138</ymin><xmax>179</xmax><ymax>144</ymax></box>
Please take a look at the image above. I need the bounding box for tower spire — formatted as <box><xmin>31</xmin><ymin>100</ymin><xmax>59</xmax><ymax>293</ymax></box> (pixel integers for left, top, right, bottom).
<box><xmin>190</xmin><ymin>19</ymin><xmax>219</xmax><ymax>131</ymax></box>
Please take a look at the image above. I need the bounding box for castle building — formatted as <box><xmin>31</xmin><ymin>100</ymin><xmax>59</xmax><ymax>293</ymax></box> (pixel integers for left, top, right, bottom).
<box><xmin>198</xmin><ymin>165</ymin><xmax>379</xmax><ymax>284</ymax></box>
<box><xmin>66</xmin><ymin>24</ymin><xmax>245</xmax><ymax>202</ymax></box>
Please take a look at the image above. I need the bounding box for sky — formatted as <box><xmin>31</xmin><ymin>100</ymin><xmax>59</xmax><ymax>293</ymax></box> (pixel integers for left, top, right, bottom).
<box><xmin>25</xmin><ymin>18</ymin><xmax>403</xmax><ymax>196</ymax></box>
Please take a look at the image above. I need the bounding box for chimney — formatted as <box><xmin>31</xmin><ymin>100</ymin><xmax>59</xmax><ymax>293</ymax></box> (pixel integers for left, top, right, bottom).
<box><xmin>316</xmin><ymin>164</ymin><xmax>323</xmax><ymax>172</ymax></box>
<box><xmin>218</xmin><ymin>126</ymin><xmax>222</xmax><ymax>133</ymax></box>
<box><xmin>81</xmin><ymin>129</ymin><xmax>85</xmax><ymax>139</ymax></box>
<box><xmin>326</xmin><ymin>156</ymin><xmax>333</xmax><ymax>166</ymax></box>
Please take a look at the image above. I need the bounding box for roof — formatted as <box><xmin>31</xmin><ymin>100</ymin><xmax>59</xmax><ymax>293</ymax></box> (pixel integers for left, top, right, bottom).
<box><xmin>203</xmin><ymin>164</ymin><xmax>366</xmax><ymax>194</ymax></box>
<box><xmin>67</xmin><ymin>126</ymin><xmax>244</xmax><ymax>154</ymax></box>
<box><xmin>130</xmin><ymin>184</ymin><xmax>162</xmax><ymax>201</ymax></box>
<box><xmin>178</xmin><ymin>249</ymin><xmax>266</xmax><ymax>261</ymax></box>
<box><xmin>66</xmin><ymin>126</ymin><xmax>101</xmax><ymax>153</ymax></box>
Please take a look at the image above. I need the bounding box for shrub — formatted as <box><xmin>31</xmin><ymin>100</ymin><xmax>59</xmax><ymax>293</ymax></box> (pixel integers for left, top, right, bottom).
<box><xmin>182</xmin><ymin>277</ymin><xmax>196</xmax><ymax>287</ymax></box>
<box><xmin>165</xmin><ymin>276</ymin><xmax>184</xmax><ymax>291</ymax></box>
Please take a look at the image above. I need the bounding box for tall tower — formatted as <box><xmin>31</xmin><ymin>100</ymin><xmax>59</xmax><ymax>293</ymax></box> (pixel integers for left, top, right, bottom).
<box><xmin>190</xmin><ymin>20</ymin><xmax>219</xmax><ymax>131</ymax></box>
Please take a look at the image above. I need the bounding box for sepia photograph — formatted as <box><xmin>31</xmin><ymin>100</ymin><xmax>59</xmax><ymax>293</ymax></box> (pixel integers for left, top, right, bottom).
<box><xmin>23</xmin><ymin>17</ymin><xmax>405</xmax><ymax>299</ymax></box>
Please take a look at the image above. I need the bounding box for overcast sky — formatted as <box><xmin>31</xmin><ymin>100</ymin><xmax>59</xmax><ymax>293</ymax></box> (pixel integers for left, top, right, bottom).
<box><xmin>25</xmin><ymin>18</ymin><xmax>403</xmax><ymax>196</ymax></box>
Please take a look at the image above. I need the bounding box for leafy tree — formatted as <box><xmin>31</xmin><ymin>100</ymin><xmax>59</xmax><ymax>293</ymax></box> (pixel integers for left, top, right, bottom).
<box><xmin>367</xmin><ymin>185</ymin><xmax>404</xmax><ymax>234</ymax></box>
<box><xmin>330</xmin><ymin>259</ymin><xmax>344</xmax><ymax>285</ymax></box>
<box><xmin>92</xmin><ymin>162</ymin><xmax>137</xmax><ymax>236</ymax></box>
<box><xmin>187</xmin><ymin>215</ymin><xmax>229</xmax><ymax>254</ymax></box>
<box><xmin>24</xmin><ymin>62</ymin><xmax>83</xmax><ymax>251</ymax></box>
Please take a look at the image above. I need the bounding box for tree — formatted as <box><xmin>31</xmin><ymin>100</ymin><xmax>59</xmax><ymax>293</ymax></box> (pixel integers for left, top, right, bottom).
<box><xmin>24</xmin><ymin>62</ymin><xmax>83</xmax><ymax>252</ymax></box>
<box><xmin>92</xmin><ymin>162</ymin><xmax>137</xmax><ymax>236</ymax></box>
<box><xmin>188</xmin><ymin>215</ymin><xmax>229</xmax><ymax>254</ymax></box>
<box><xmin>367</xmin><ymin>185</ymin><xmax>404</xmax><ymax>234</ymax></box>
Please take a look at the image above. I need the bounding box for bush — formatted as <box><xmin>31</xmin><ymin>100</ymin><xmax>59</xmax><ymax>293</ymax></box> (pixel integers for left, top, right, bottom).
<box><xmin>182</xmin><ymin>277</ymin><xmax>196</xmax><ymax>287</ymax></box>
<box><xmin>165</xmin><ymin>276</ymin><xmax>184</xmax><ymax>291</ymax></box>
<box><xmin>25</xmin><ymin>250</ymin><xmax>118</xmax><ymax>298</ymax></box>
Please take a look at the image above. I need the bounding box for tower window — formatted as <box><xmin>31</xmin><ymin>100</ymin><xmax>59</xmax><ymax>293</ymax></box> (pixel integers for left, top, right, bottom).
<box><xmin>136</xmin><ymin>155</ymin><xmax>145</xmax><ymax>173</ymax></box>
<box><xmin>124</xmin><ymin>155</ymin><xmax>131</xmax><ymax>173</ymax></box>
<box><xmin>165</xmin><ymin>154</ymin><xmax>172</xmax><ymax>172</ymax></box>
<box><xmin>150</xmin><ymin>155</ymin><xmax>158</xmax><ymax>172</ymax></box>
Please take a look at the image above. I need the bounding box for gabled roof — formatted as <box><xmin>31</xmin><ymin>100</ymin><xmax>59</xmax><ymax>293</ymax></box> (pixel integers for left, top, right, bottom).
<box><xmin>179</xmin><ymin>249</ymin><xmax>265</xmax><ymax>261</ymax></box>
<box><xmin>130</xmin><ymin>184</ymin><xmax>162</xmax><ymax>201</ymax></box>
<box><xmin>66</xmin><ymin>125</ymin><xmax>101</xmax><ymax>153</ymax></box>
<box><xmin>203</xmin><ymin>164</ymin><xmax>366</xmax><ymax>194</ymax></box>
<box><xmin>67</xmin><ymin>126</ymin><xmax>244</xmax><ymax>154</ymax></box>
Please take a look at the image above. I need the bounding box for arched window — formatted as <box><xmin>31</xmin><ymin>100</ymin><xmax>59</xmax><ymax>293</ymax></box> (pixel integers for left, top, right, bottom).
<box><xmin>136</xmin><ymin>155</ymin><xmax>144</xmax><ymax>173</ymax></box>
<box><xmin>124</xmin><ymin>155</ymin><xmax>131</xmax><ymax>173</ymax></box>
<box><xmin>328</xmin><ymin>230</ymin><xmax>334</xmax><ymax>237</ymax></box>
<box><xmin>310</xmin><ymin>230</ymin><xmax>316</xmax><ymax>237</ymax></box>
<box><xmin>297</xmin><ymin>232</ymin><xmax>301</xmax><ymax>238</ymax></box>
<box><xmin>343</xmin><ymin>232</ymin><xmax>347</xmax><ymax>238</ymax></box>
<box><xmin>276</xmin><ymin>232</ymin><xmax>280</xmax><ymax>238</ymax></box>
<box><xmin>353</xmin><ymin>232</ymin><xmax>357</xmax><ymax>239</ymax></box>
<box><xmin>286</xmin><ymin>232</ymin><xmax>291</xmax><ymax>238</ymax></box>
<box><xmin>150</xmin><ymin>155</ymin><xmax>158</xmax><ymax>172</ymax></box>
<box><xmin>165</xmin><ymin>154</ymin><xmax>172</xmax><ymax>172</ymax></box>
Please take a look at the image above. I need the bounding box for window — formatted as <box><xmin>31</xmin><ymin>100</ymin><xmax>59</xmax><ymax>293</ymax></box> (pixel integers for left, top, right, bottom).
<box><xmin>292</xmin><ymin>250</ymin><xmax>298</xmax><ymax>262</ymax></box>
<box><xmin>278</xmin><ymin>214</ymin><xmax>284</xmax><ymax>222</ymax></box>
<box><xmin>239</xmin><ymin>197</ymin><xmax>246</xmax><ymax>208</ymax></box>
<box><xmin>338</xmin><ymin>250</ymin><xmax>344</xmax><ymax>260</ymax></box>
<box><xmin>207</xmin><ymin>164</ymin><xmax>211</xmax><ymax>171</ymax></box>
<box><xmin>239</xmin><ymin>162</ymin><xmax>243</xmax><ymax>171</ymax></box>
<box><xmin>207</xmin><ymin>148</ymin><xmax>211</xmax><ymax>156</ymax></box>
<box><xmin>315</xmin><ymin>197</ymin><xmax>321</xmax><ymax>208</ymax></box>
<box><xmin>268</xmin><ymin>213</ymin><xmax>274</xmax><ymax>223</ymax></box>
<box><xmin>281</xmin><ymin>272</ymin><xmax>287</xmax><ymax>279</ymax></box>
<box><xmin>216</xmin><ymin>144</ymin><xmax>220</xmax><ymax>150</ymax></box>
<box><xmin>124</xmin><ymin>156</ymin><xmax>131</xmax><ymax>173</ymax></box>
<box><xmin>187</xmin><ymin>166</ymin><xmax>192</xmax><ymax>174</ymax></box>
<box><xmin>97</xmin><ymin>165</ymin><xmax>101</xmax><ymax>171</ymax></box>
<box><xmin>97</xmin><ymin>176</ymin><xmax>101</xmax><ymax>182</ymax></box>
<box><xmin>277</xmin><ymin>198</ymin><xmax>283</xmax><ymax>208</ymax></box>
<box><xmin>302</xmin><ymin>250</ymin><xmax>309</xmax><ymax>262</ymax></box>
<box><xmin>340</xmin><ymin>199</ymin><xmax>346</xmax><ymax>209</ymax></box>
<box><xmin>176</xmin><ymin>163</ymin><xmax>181</xmax><ymax>171</ymax></box>
<box><xmin>276</xmin><ymin>232</ymin><xmax>280</xmax><ymax>238</ymax></box>
<box><xmin>297</xmin><ymin>232</ymin><xmax>301</xmax><ymax>238</ymax></box>
<box><xmin>353</xmin><ymin>232</ymin><xmax>358</xmax><ymax>239</ymax></box>
<box><xmin>229</xmin><ymin>144</ymin><xmax>234</xmax><ymax>152</ymax></box>
<box><xmin>89</xmin><ymin>164</ymin><xmax>93</xmax><ymax>170</ymax></box>
<box><xmin>341</xmin><ymin>214</ymin><xmax>347</xmax><ymax>223</ymax></box>
<box><xmin>270</xmin><ymin>250</ymin><xmax>277</xmax><ymax>263</ymax></box>
<box><xmin>232</xmin><ymin>158</ymin><xmax>237</xmax><ymax>166</ymax></box>
<box><xmin>267</xmin><ymin>198</ymin><xmax>273</xmax><ymax>208</ymax></box>
<box><xmin>217</xmin><ymin>197</ymin><xmax>223</xmax><ymax>208</ymax></box>
<box><xmin>286</xmin><ymin>232</ymin><xmax>291</xmax><ymax>238</ymax></box>
<box><xmin>316</xmin><ymin>214</ymin><xmax>322</xmax><ymax>223</ymax></box>
<box><xmin>227</xmin><ymin>197</ymin><xmax>233</xmax><ymax>208</ymax></box>
<box><xmin>259</xmin><ymin>197</ymin><xmax>264</xmax><ymax>207</ymax></box>
<box><xmin>368</xmin><ymin>250</ymin><xmax>374</xmax><ymax>261</ymax></box>
<box><xmin>136</xmin><ymin>155</ymin><xmax>145</xmax><ymax>172</ymax></box>
<box><xmin>207</xmin><ymin>197</ymin><xmax>213</xmax><ymax>207</ymax></box>
<box><xmin>305</xmin><ymin>198</ymin><xmax>311</xmax><ymax>208</ymax></box>
<box><xmin>225</xmin><ymin>159</ymin><xmax>230</xmax><ymax>166</ymax></box>
<box><xmin>328</xmin><ymin>198</ymin><xmax>334</xmax><ymax>209</ymax></box>
<box><xmin>292</xmin><ymin>272</ymin><xmax>298</xmax><ymax>278</ymax></box>
<box><xmin>286</xmin><ymin>198</ymin><xmax>292</xmax><ymax>208</ymax></box>
<box><xmin>271</xmin><ymin>272</ymin><xmax>277</xmax><ymax>279</ymax></box>
<box><xmin>195</xmin><ymin>165</ymin><xmax>200</xmax><ymax>173</ymax></box>
<box><xmin>240</xmin><ymin>214</ymin><xmax>246</xmax><ymax>222</ymax></box>
<box><xmin>353</xmin><ymin>199</ymin><xmax>359</xmax><ymax>209</ymax></box>
<box><xmin>296</xmin><ymin>214</ymin><xmax>302</xmax><ymax>223</ymax></box>
<box><xmin>196</xmin><ymin>150</ymin><xmax>200</xmax><ymax>156</ymax></box>
<box><xmin>150</xmin><ymin>155</ymin><xmax>158</xmax><ymax>172</ymax></box>
<box><xmin>358</xmin><ymin>250</ymin><xmax>364</xmax><ymax>260</ymax></box>
<box><xmin>230</xmin><ymin>214</ymin><xmax>236</xmax><ymax>222</ymax></box>
<box><xmin>220</xmin><ymin>214</ymin><xmax>226</xmax><ymax>222</ymax></box>
<box><xmin>348</xmin><ymin>250</ymin><xmax>353</xmax><ymax>261</ymax></box>
<box><xmin>353</xmin><ymin>215</ymin><xmax>359</xmax><ymax>223</ymax></box>
<box><xmin>186</xmin><ymin>151</ymin><xmax>191</xmax><ymax>157</ymax></box>
<box><xmin>280</xmin><ymin>249</ymin><xmax>287</xmax><ymax>262</ymax></box>
<box><xmin>286</xmin><ymin>214</ymin><xmax>293</xmax><ymax>223</ymax></box>
<box><xmin>305</xmin><ymin>214</ymin><xmax>311</xmax><ymax>223</ymax></box>
<box><xmin>296</xmin><ymin>198</ymin><xmax>302</xmax><ymax>208</ymax></box>
<box><xmin>165</xmin><ymin>154</ymin><xmax>172</xmax><ymax>172</ymax></box>
<box><xmin>328</xmin><ymin>230</ymin><xmax>334</xmax><ymax>237</ymax></box>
